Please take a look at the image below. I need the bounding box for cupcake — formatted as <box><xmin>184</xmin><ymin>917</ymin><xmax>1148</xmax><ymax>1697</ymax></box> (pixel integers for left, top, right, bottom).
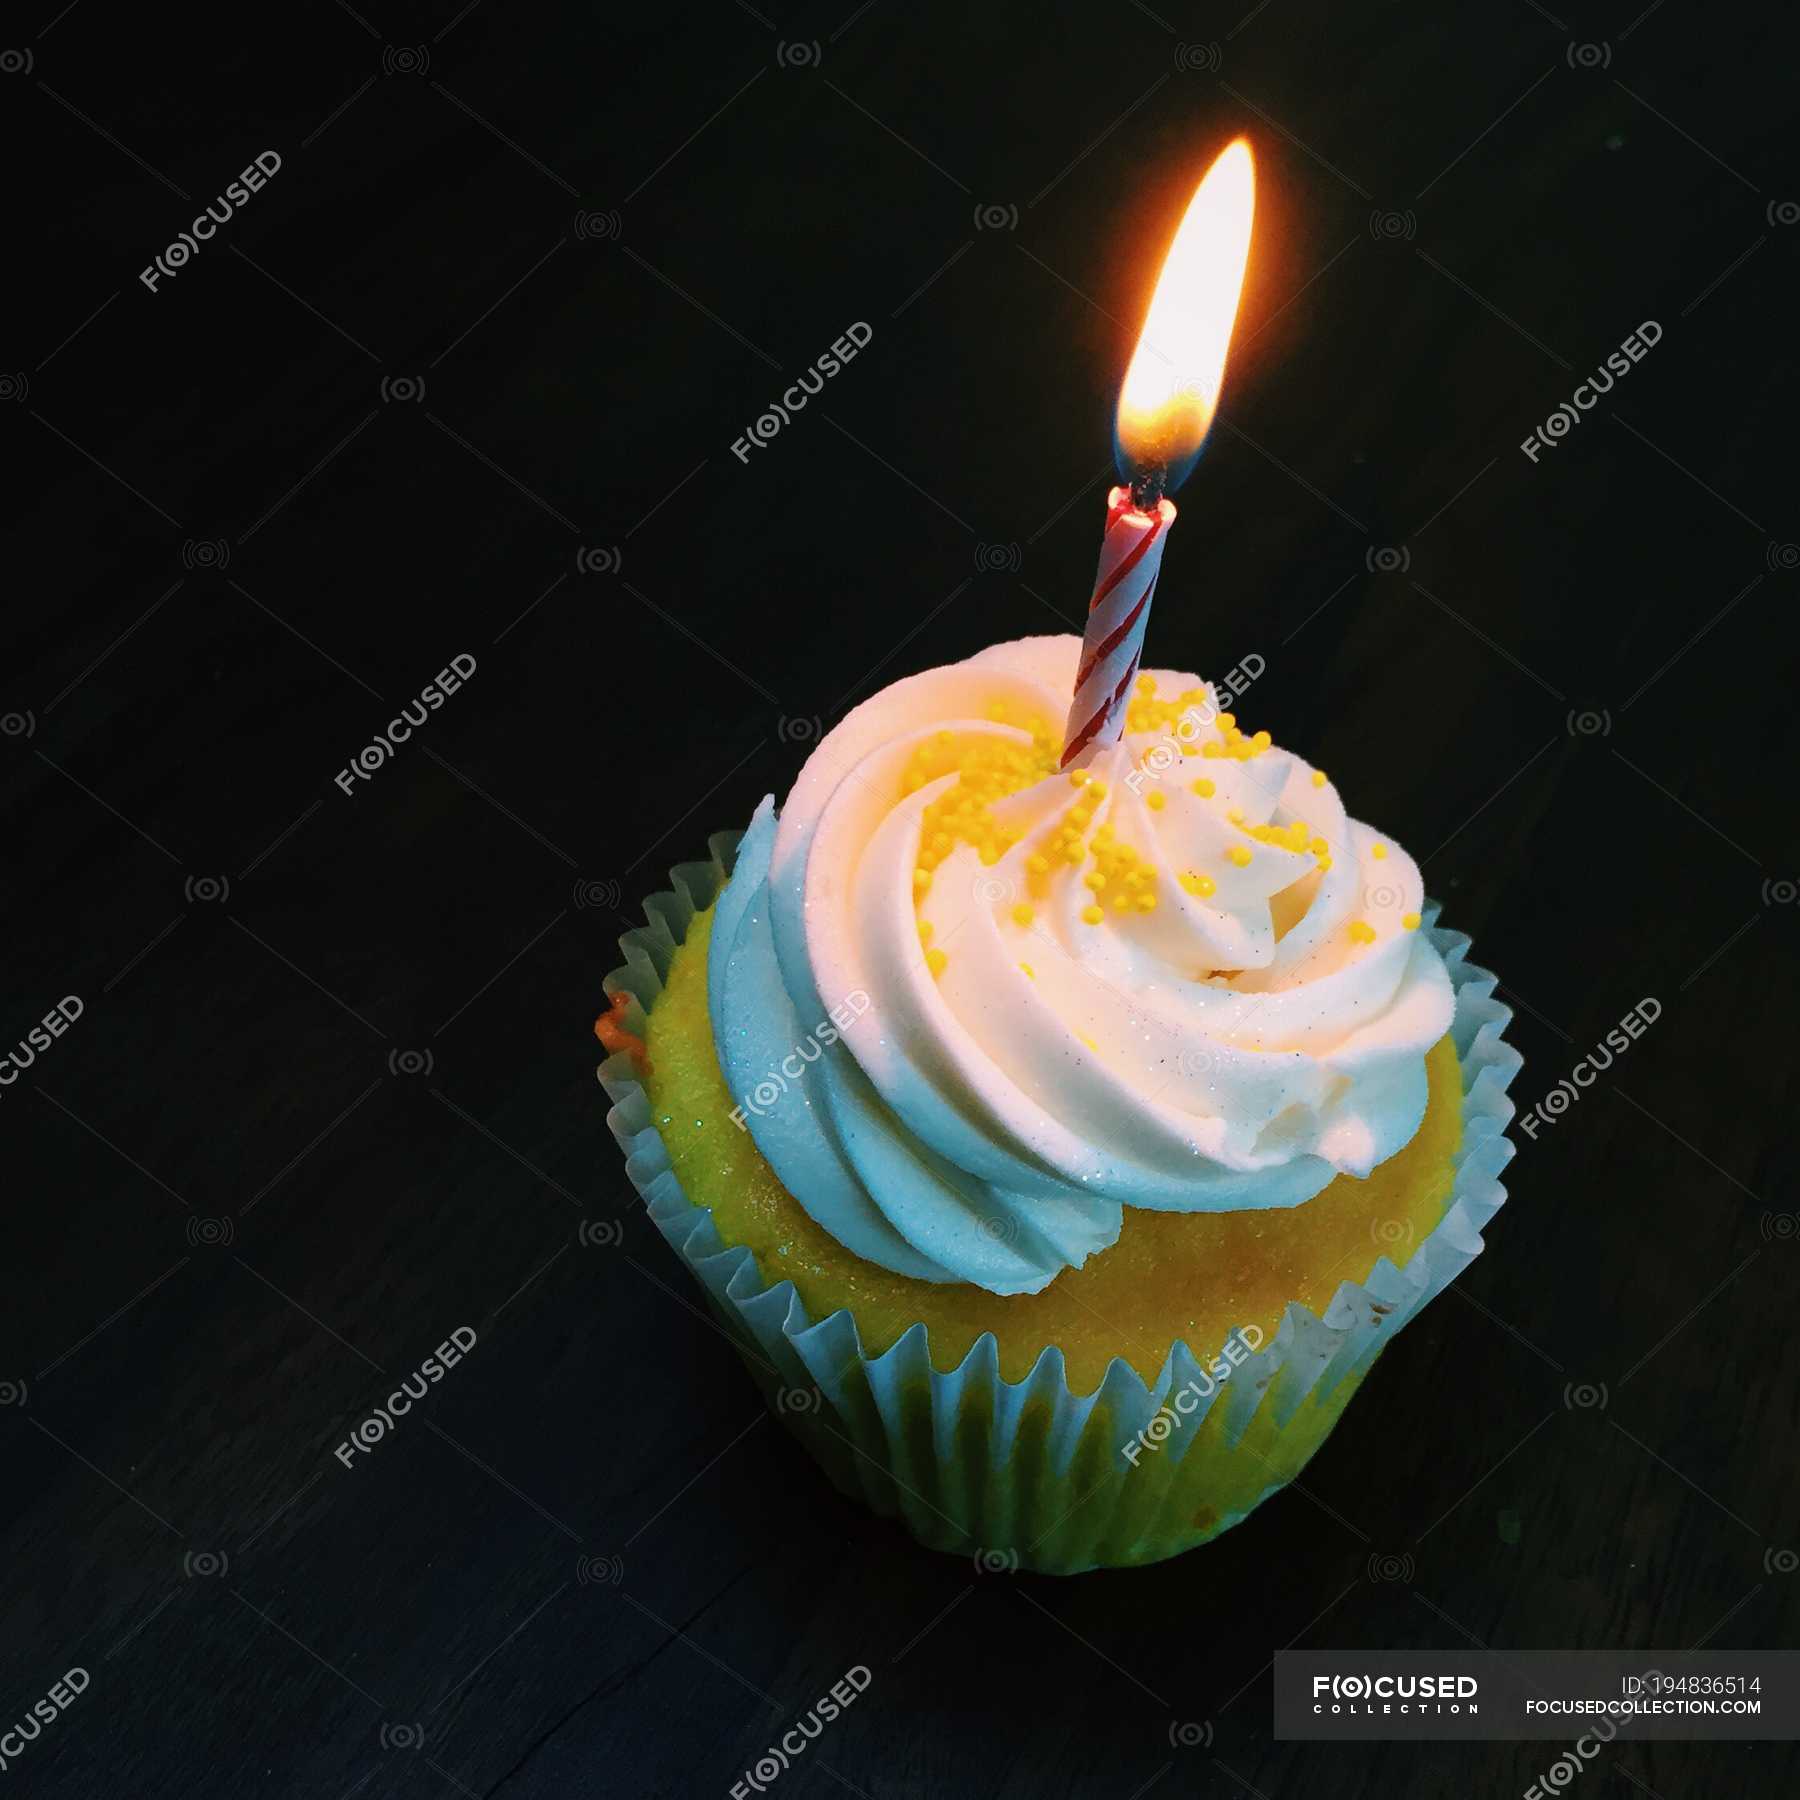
<box><xmin>599</xmin><ymin>635</ymin><xmax>1519</xmax><ymax>1573</ymax></box>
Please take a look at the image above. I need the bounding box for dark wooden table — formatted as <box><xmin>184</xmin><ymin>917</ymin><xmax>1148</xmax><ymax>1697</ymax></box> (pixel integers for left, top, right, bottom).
<box><xmin>5</xmin><ymin>3</ymin><xmax>1796</xmax><ymax>1794</ymax></box>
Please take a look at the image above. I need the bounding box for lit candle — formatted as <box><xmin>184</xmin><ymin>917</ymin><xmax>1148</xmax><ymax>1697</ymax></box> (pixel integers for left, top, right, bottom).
<box><xmin>1062</xmin><ymin>139</ymin><xmax>1256</xmax><ymax>767</ymax></box>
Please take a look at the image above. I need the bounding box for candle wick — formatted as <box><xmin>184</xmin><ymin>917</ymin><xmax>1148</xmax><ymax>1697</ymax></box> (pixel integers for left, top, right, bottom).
<box><xmin>1129</xmin><ymin>466</ymin><xmax>1166</xmax><ymax>512</ymax></box>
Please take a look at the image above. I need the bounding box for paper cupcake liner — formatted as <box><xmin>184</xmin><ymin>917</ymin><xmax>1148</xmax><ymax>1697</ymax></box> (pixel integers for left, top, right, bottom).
<box><xmin>599</xmin><ymin>827</ymin><xmax>1521</xmax><ymax>1574</ymax></box>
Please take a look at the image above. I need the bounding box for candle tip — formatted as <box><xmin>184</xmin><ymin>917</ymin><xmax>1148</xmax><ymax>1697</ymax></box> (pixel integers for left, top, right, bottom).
<box><xmin>1128</xmin><ymin>466</ymin><xmax>1166</xmax><ymax>512</ymax></box>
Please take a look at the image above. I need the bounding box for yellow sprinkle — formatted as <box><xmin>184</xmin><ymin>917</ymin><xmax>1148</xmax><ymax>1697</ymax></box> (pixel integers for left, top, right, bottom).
<box><xmin>917</xmin><ymin>920</ymin><xmax>933</xmax><ymax>943</ymax></box>
<box><xmin>1011</xmin><ymin>902</ymin><xmax>1034</xmax><ymax>926</ymax></box>
<box><xmin>1134</xmin><ymin>890</ymin><xmax>1156</xmax><ymax>911</ymax></box>
<box><xmin>1069</xmin><ymin>768</ymin><xmax>1089</xmax><ymax>787</ymax></box>
<box><xmin>1180</xmin><ymin>871</ymin><xmax>1217</xmax><ymax>898</ymax></box>
<box><xmin>1087</xmin><ymin>781</ymin><xmax>1107</xmax><ymax>798</ymax></box>
<box><xmin>1252</xmin><ymin>730</ymin><xmax>1271</xmax><ymax>751</ymax></box>
<box><xmin>1112</xmin><ymin>893</ymin><xmax>1131</xmax><ymax>911</ymax></box>
<box><xmin>1311</xmin><ymin>768</ymin><xmax>1328</xmax><ymax>788</ymax></box>
<box><xmin>1227</xmin><ymin>845</ymin><xmax>1252</xmax><ymax>868</ymax></box>
<box><xmin>1028</xmin><ymin>853</ymin><xmax>1050</xmax><ymax>875</ymax></box>
<box><xmin>1372</xmin><ymin>842</ymin><xmax>1388</xmax><ymax>860</ymax></box>
<box><xmin>1019</xmin><ymin>960</ymin><xmax>1036</xmax><ymax>978</ymax></box>
<box><xmin>1402</xmin><ymin>912</ymin><xmax>1421</xmax><ymax>931</ymax></box>
<box><xmin>1217</xmin><ymin>711</ymin><xmax>1236</xmax><ymax>730</ymax></box>
<box><xmin>1192</xmin><ymin>778</ymin><xmax>1215</xmax><ymax>797</ymax></box>
<box><xmin>1310</xmin><ymin>837</ymin><xmax>1328</xmax><ymax>856</ymax></box>
<box><xmin>1081</xmin><ymin>904</ymin><xmax>1104</xmax><ymax>925</ymax></box>
<box><xmin>1084</xmin><ymin>872</ymin><xmax>1106</xmax><ymax>892</ymax></box>
<box><xmin>1227</xmin><ymin>807</ymin><xmax>1245</xmax><ymax>825</ymax></box>
<box><xmin>1317</xmin><ymin>856</ymin><xmax>1332</xmax><ymax>872</ymax></box>
<box><xmin>1136</xmin><ymin>673</ymin><xmax>1155</xmax><ymax>695</ymax></box>
<box><xmin>1348</xmin><ymin>920</ymin><xmax>1377</xmax><ymax>945</ymax></box>
<box><xmin>913</xmin><ymin>868</ymin><xmax>931</xmax><ymax>892</ymax></box>
<box><xmin>1201</xmin><ymin>741</ymin><xmax>1222</xmax><ymax>759</ymax></box>
<box><xmin>926</xmin><ymin>947</ymin><xmax>948</xmax><ymax>975</ymax></box>
<box><xmin>1146</xmin><ymin>789</ymin><xmax>1166</xmax><ymax>811</ymax></box>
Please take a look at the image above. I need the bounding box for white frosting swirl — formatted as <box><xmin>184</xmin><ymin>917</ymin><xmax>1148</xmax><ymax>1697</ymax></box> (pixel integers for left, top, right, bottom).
<box><xmin>709</xmin><ymin>636</ymin><xmax>1453</xmax><ymax>1296</ymax></box>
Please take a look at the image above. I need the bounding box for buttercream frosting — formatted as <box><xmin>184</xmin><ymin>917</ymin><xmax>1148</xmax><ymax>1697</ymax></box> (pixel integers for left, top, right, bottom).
<box><xmin>708</xmin><ymin>636</ymin><xmax>1452</xmax><ymax>1295</ymax></box>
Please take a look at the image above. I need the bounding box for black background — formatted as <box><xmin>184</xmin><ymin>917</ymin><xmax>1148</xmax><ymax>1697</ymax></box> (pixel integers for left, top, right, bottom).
<box><xmin>5</xmin><ymin>2</ymin><xmax>1798</xmax><ymax>1796</ymax></box>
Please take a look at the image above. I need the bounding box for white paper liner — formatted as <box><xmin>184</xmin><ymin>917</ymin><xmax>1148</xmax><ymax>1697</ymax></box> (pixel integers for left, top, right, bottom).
<box><xmin>598</xmin><ymin>827</ymin><xmax>1521</xmax><ymax>1573</ymax></box>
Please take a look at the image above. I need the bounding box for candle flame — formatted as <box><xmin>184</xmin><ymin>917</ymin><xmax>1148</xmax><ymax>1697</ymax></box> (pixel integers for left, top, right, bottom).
<box><xmin>1115</xmin><ymin>139</ymin><xmax>1255</xmax><ymax>495</ymax></box>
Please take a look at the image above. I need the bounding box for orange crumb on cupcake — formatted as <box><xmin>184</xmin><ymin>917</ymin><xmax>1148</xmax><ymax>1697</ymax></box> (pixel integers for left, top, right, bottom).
<box><xmin>594</xmin><ymin>989</ymin><xmax>650</xmax><ymax>1074</ymax></box>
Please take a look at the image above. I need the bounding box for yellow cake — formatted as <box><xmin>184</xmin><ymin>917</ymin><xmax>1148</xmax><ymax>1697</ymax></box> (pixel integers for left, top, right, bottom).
<box><xmin>644</xmin><ymin>903</ymin><xmax>1462</xmax><ymax>1397</ymax></box>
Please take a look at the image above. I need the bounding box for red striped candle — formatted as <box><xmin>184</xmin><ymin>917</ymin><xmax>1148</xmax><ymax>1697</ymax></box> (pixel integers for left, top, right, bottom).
<box><xmin>1061</xmin><ymin>488</ymin><xmax>1175</xmax><ymax>766</ymax></box>
<box><xmin>1059</xmin><ymin>138</ymin><xmax>1255</xmax><ymax>768</ymax></box>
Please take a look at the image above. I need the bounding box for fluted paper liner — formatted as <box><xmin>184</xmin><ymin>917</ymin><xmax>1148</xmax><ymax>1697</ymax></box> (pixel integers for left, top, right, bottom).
<box><xmin>599</xmin><ymin>828</ymin><xmax>1521</xmax><ymax>1573</ymax></box>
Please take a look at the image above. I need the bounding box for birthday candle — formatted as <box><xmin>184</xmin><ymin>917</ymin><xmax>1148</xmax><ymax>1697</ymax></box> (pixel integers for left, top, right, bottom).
<box><xmin>1060</xmin><ymin>139</ymin><xmax>1255</xmax><ymax>766</ymax></box>
<box><xmin>1061</xmin><ymin>489</ymin><xmax>1175</xmax><ymax>766</ymax></box>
